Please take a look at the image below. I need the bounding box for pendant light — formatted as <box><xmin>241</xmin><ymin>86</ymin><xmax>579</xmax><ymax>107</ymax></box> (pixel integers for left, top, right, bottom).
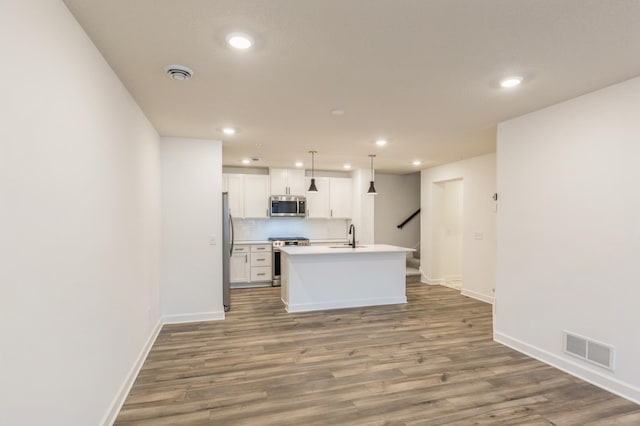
<box><xmin>367</xmin><ymin>154</ymin><xmax>378</xmax><ymax>195</ymax></box>
<box><xmin>308</xmin><ymin>150</ymin><xmax>318</xmax><ymax>192</ymax></box>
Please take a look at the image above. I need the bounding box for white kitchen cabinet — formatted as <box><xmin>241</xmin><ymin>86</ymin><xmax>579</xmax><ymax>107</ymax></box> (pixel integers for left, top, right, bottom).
<box><xmin>306</xmin><ymin>177</ymin><xmax>352</xmax><ymax>218</ymax></box>
<box><xmin>251</xmin><ymin>244</ymin><xmax>273</xmax><ymax>282</ymax></box>
<box><xmin>231</xmin><ymin>243</ymin><xmax>272</xmax><ymax>284</ymax></box>
<box><xmin>225</xmin><ymin>174</ymin><xmax>244</xmax><ymax>217</ymax></box>
<box><xmin>250</xmin><ymin>244</ymin><xmax>272</xmax><ymax>282</ymax></box>
<box><xmin>230</xmin><ymin>244</ymin><xmax>250</xmax><ymax>283</ymax></box>
<box><xmin>243</xmin><ymin>175</ymin><xmax>270</xmax><ymax>218</ymax></box>
<box><xmin>329</xmin><ymin>177</ymin><xmax>353</xmax><ymax>218</ymax></box>
<box><xmin>223</xmin><ymin>173</ymin><xmax>270</xmax><ymax>218</ymax></box>
<box><xmin>270</xmin><ymin>168</ymin><xmax>306</xmax><ymax>196</ymax></box>
<box><xmin>306</xmin><ymin>177</ymin><xmax>330</xmax><ymax>218</ymax></box>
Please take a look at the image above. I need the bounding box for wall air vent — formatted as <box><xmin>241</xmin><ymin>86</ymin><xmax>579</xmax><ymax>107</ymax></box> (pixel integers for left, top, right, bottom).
<box><xmin>164</xmin><ymin>64</ymin><xmax>193</xmax><ymax>81</ymax></box>
<box><xmin>563</xmin><ymin>331</ymin><xmax>614</xmax><ymax>371</ymax></box>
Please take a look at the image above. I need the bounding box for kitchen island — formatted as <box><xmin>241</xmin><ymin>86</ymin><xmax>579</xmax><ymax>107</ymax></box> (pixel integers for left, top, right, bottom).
<box><xmin>279</xmin><ymin>244</ymin><xmax>413</xmax><ymax>313</ymax></box>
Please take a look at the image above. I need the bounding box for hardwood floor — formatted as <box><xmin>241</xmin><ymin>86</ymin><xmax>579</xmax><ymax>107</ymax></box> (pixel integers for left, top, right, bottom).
<box><xmin>115</xmin><ymin>284</ymin><xmax>640</xmax><ymax>425</ymax></box>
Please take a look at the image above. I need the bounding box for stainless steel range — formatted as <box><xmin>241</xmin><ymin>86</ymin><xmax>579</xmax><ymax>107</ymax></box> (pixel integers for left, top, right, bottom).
<box><xmin>269</xmin><ymin>237</ymin><xmax>310</xmax><ymax>286</ymax></box>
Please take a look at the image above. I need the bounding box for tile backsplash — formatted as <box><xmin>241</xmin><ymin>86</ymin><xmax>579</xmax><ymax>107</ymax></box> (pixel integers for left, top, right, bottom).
<box><xmin>234</xmin><ymin>218</ymin><xmax>350</xmax><ymax>241</ymax></box>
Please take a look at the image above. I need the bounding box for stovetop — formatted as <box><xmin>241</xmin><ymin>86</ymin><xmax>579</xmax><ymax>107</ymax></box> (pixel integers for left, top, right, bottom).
<box><xmin>268</xmin><ymin>237</ymin><xmax>309</xmax><ymax>242</ymax></box>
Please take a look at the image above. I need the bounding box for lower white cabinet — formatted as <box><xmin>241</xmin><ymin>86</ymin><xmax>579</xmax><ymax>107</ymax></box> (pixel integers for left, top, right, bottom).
<box><xmin>230</xmin><ymin>244</ymin><xmax>250</xmax><ymax>283</ymax></box>
<box><xmin>250</xmin><ymin>244</ymin><xmax>272</xmax><ymax>282</ymax></box>
<box><xmin>230</xmin><ymin>243</ymin><xmax>272</xmax><ymax>284</ymax></box>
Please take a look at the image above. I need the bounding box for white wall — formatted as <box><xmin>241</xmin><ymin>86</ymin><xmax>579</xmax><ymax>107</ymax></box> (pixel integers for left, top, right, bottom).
<box><xmin>374</xmin><ymin>173</ymin><xmax>421</xmax><ymax>248</ymax></box>
<box><xmin>421</xmin><ymin>154</ymin><xmax>496</xmax><ymax>303</ymax></box>
<box><xmin>351</xmin><ymin>169</ymin><xmax>375</xmax><ymax>244</ymax></box>
<box><xmin>0</xmin><ymin>1</ymin><xmax>161</xmax><ymax>425</ymax></box>
<box><xmin>495</xmin><ymin>76</ymin><xmax>640</xmax><ymax>403</ymax></box>
<box><xmin>160</xmin><ymin>137</ymin><xmax>224</xmax><ymax>323</ymax></box>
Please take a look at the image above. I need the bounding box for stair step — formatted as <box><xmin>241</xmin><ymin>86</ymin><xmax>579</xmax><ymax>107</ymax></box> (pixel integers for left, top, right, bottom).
<box><xmin>406</xmin><ymin>257</ymin><xmax>420</xmax><ymax>269</ymax></box>
<box><xmin>406</xmin><ymin>267</ymin><xmax>421</xmax><ymax>283</ymax></box>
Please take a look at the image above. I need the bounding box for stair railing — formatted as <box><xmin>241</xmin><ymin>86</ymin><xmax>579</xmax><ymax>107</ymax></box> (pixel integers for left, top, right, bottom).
<box><xmin>397</xmin><ymin>208</ymin><xmax>420</xmax><ymax>229</ymax></box>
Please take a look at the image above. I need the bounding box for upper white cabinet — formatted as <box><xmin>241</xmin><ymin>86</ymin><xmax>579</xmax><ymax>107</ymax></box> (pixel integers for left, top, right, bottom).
<box><xmin>225</xmin><ymin>174</ymin><xmax>244</xmax><ymax>218</ymax></box>
<box><xmin>329</xmin><ymin>177</ymin><xmax>353</xmax><ymax>218</ymax></box>
<box><xmin>306</xmin><ymin>177</ymin><xmax>330</xmax><ymax>218</ymax></box>
<box><xmin>306</xmin><ymin>177</ymin><xmax>352</xmax><ymax>218</ymax></box>
<box><xmin>270</xmin><ymin>168</ymin><xmax>306</xmax><ymax>196</ymax></box>
<box><xmin>223</xmin><ymin>173</ymin><xmax>270</xmax><ymax>218</ymax></box>
<box><xmin>243</xmin><ymin>175</ymin><xmax>270</xmax><ymax>218</ymax></box>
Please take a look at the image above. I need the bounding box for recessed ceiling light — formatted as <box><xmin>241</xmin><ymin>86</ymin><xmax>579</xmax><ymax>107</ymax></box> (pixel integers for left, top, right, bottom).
<box><xmin>343</xmin><ymin>164</ymin><xmax>352</xmax><ymax>169</ymax></box>
<box><xmin>412</xmin><ymin>160</ymin><xmax>422</xmax><ymax>166</ymax></box>
<box><xmin>226</xmin><ymin>32</ymin><xmax>253</xmax><ymax>50</ymax></box>
<box><xmin>295</xmin><ymin>161</ymin><xmax>303</xmax><ymax>168</ymax></box>
<box><xmin>330</xmin><ymin>108</ymin><xmax>345</xmax><ymax>116</ymax></box>
<box><xmin>500</xmin><ymin>76</ymin><xmax>523</xmax><ymax>88</ymax></box>
<box><xmin>375</xmin><ymin>139</ymin><xmax>388</xmax><ymax>147</ymax></box>
<box><xmin>222</xmin><ymin>127</ymin><xmax>236</xmax><ymax>135</ymax></box>
<box><xmin>241</xmin><ymin>159</ymin><xmax>251</xmax><ymax>165</ymax></box>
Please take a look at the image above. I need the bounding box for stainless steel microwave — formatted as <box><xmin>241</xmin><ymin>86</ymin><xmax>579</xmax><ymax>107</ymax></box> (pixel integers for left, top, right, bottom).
<box><xmin>270</xmin><ymin>195</ymin><xmax>306</xmax><ymax>217</ymax></box>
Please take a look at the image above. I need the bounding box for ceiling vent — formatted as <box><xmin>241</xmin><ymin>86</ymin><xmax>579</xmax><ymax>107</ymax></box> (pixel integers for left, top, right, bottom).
<box><xmin>164</xmin><ymin>64</ymin><xmax>193</xmax><ymax>81</ymax></box>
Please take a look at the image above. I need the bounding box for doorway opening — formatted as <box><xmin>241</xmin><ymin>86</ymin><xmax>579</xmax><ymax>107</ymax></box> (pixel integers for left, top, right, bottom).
<box><xmin>431</xmin><ymin>178</ymin><xmax>463</xmax><ymax>289</ymax></box>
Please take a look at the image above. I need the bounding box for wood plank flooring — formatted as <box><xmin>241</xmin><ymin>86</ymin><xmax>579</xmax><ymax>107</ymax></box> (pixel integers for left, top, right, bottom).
<box><xmin>115</xmin><ymin>284</ymin><xmax>640</xmax><ymax>425</ymax></box>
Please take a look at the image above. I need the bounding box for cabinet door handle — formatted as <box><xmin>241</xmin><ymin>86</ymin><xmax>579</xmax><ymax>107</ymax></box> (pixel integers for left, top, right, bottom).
<box><xmin>331</xmin><ymin>209</ymin><xmax>333</xmax><ymax>217</ymax></box>
<box><xmin>256</xmin><ymin>258</ymin><xmax>264</xmax><ymax>261</ymax></box>
<box><xmin>257</xmin><ymin>273</ymin><xmax>266</xmax><ymax>276</ymax></box>
<box><xmin>245</xmin><ymin>254</ymin><xmax>248</xmax><ymax>263</ymax></box>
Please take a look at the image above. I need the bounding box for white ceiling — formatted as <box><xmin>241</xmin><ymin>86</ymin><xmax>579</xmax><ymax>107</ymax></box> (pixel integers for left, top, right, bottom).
<box><xmin>63</xmin><ymin>0</ymin><xmax>640</xmax><ymax>173</ymax></box>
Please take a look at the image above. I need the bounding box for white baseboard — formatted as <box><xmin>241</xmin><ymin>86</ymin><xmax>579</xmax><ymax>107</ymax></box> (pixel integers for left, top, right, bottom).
<box><xmin>162</xmin><ymin>310</ymin><xmax>225</xmax><ymax>324</ymax></box>
<box><xmin>285</xmin><ymin>296</ymin><xmax>407</xmax><ymax>313</ymax></box>
<box><xmin>494</xmin><ymin>331</ymin><xmax>640</xmax><ymax>405</ymax></box>
<box><xmin>461</xmin><ymin>288</ymin><xmax>494</xmax><ymax>304</ymax></box>
<box><xmin>100</xmin><ymin>319</ymin><xmax>162</xmax><ymax>426</ymax></box>
<box><xmin>440</xmin><ymin>281</ymin><xmax>462</xmax><ymax>290</ymax></box>
<box><xmin>422</xmin><ymin>274</ymin><xmax>444</xmax><ymax>285</ymax></box>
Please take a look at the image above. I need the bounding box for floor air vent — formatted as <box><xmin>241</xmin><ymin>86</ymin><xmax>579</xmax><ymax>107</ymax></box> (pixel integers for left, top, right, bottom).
<box><xmin>564</xmin><ymin>331</ymin><xmax>614</xmax><ymax>370</ymax></box>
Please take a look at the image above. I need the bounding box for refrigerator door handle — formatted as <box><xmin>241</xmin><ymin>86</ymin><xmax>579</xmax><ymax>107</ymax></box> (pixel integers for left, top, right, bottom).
<box><xmin>229</xmin><ymin>214</ymin><xmax>235</xmax><ymax>256</ymax></box>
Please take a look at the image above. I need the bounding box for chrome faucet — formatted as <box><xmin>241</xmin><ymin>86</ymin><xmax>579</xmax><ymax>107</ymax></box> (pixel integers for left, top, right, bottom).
<box><xmin>348</xmin><ymin>224</ymin><xmax>356</xmax><ymax>248</ymax></box>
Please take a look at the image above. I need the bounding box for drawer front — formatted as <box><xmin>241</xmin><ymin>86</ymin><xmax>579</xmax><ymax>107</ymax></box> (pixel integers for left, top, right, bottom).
<box><xmin>251</xmin><ymin>244</ymin><xmax>272</xmax><ymax>253</ymax></box>
<box><xmin>233</xmin><ymin>244</ymin><xmax>249</xmax><ymax>254</ymax></box>
<box><xmin>251</xmin><ymin>266</ymin><xmax>271</xmax><ymax>281</ymax></box>
<box><xmin>251</xmin><ymin>252</ymin><xmax>272</xmax><ymax>267</ymax></box>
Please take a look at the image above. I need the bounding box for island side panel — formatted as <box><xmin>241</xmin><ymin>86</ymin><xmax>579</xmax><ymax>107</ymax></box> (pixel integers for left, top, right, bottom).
<box><xmin>281</xmin><ymin>252</ymin><xmax>290</xmax><ymax>310</ymax></box>
<box><xmin>285</xmin><ymin>251</ymin><xmax>406</xmax><ymax>313</ymax></box>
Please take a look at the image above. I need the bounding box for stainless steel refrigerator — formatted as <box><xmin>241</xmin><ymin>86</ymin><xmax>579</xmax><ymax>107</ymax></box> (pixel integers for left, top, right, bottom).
<box><xmin>222</xmin><ymin>192</ymin><xmax>234</xmax><ymax>312</ymax></box>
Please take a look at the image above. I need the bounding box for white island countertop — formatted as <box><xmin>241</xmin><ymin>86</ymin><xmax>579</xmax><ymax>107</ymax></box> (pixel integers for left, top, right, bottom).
<box><xmin>279</xmin><ymin>244</ymin><xmax>414</xmax><ymax>255</ymax></box>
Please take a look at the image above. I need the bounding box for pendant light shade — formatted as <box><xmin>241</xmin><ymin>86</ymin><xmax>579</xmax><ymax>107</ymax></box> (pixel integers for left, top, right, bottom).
<box><xmin>367</xmin><ymin>180</ymin><xmax>377</xmax><ymax>194</ymax></box>
<box><xmin>367</xmin><ymin>154</ymin><xmax>377</xmax><ymax>195</ymax></box>
<box><xmin>308</xmin><ymin>178</ymin><xmax>318</xmax><ymax>192</ymax></box>
<box><xmin>308</xmin><ymin>151</ymin><xmax>318</xmax><ymax>193</ymax></box>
